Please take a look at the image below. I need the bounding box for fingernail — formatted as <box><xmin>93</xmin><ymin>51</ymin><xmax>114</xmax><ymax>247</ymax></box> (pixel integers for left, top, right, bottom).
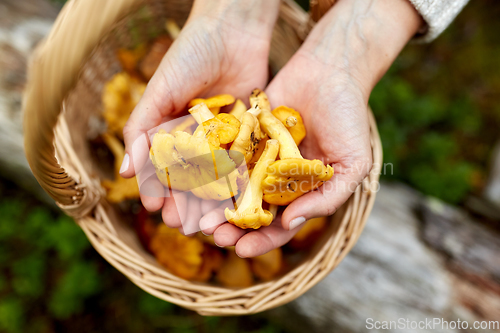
<box><xmin>119</xmin><ymin>153</ymin><xmax>130</xmax><ymax>174</ymax></box>
<box><xmin>289</xmin><ymin>216</ymin><xmax>306</xmax><ymax>230</ymax></box>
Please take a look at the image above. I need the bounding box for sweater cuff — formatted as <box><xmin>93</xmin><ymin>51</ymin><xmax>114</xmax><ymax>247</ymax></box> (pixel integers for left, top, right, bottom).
<box><xmin>408</xmin><ymin>0</ymin><xmax>470</xmax><ymax>42</ymax></box>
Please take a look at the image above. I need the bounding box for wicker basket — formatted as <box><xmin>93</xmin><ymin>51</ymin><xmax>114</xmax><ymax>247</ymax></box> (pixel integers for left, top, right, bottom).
<box><xmin>23</xmin><ymin>0</ymin><xmax>382</xmax><ymax>315</ymax></box>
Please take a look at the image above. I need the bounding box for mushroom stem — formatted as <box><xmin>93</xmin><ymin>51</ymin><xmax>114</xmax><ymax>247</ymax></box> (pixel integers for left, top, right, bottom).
<box><xmin>250</xmin><ymin>89</ymin><xmax>302</xmax><ymax>160</ymax></box>
<box><xmin>229</xmin><ymin>99</ymin><xmax>247</xmax><ymax>120</ymax></box>
<box><xmin>225</xmin><ymin>139</ymin><xmax>279</xmax><ymax>229</ymax></box>
<box><xmin>235</xmin><ymin>139</ymin><xmax>278</xmax><ymax>212</ymax></box>
<box><xmin>269</xmin><ymin>204</ymin><xmax>278</xmax><ymax>220</ymax></box>
<box><xmin>285</xmin><ymin>116</ymin><xmax>298</xmax><ymax>128</ymax></box>
<box><xmin>247</xmin><ymin>106</ymin><xmax>261</xmax><ymax>117</ymax></box>
<box><xmin>188</xmin><ymin>103</ymin><xmax>214</xmax><ymax>125</ymax></box>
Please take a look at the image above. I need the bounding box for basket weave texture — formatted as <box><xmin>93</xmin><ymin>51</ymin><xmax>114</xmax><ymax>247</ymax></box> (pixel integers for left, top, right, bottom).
<box><xmin>23</xmin><ymin>0</ymin><xmax>382</xmax><ymax>315</ymax></box>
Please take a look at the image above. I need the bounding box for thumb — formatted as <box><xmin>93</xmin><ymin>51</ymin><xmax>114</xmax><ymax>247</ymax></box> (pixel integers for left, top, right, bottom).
<box><xmin>281</xmin><ymin>161</ymin><xmax>372</xmax><ymax>230</ymax></box>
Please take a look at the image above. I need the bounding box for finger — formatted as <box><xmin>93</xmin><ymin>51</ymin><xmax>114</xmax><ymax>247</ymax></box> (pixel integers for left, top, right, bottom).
<box><xmin>282</xmin><ymin>167</ymin><xmax>367</xmax><ymax>231</ymax></box>
<box><xmin>139</xmin><ymin>177</ymin><xmax>165</xmax><ymax>212</ymax></box>
<box><xmin>199</xmin><ymin>200</ymin><xmax>232</xmax><ymax>235</ymax></box>
<box><xmin>180</xmin><ymin>195</ymin><xmax>202</xmax><ymax>235</ymax></box>
<box><xmin>120</xmin><ymin>34</ymin><xmax>213</xmax><ymax>178</ymax></box>
<box><xmin>201</xmin><ymin>199</ymin><xmax>220</xmax><ymax>215</ymax></box>
<box><xmin>162</xmin><ymin>191</ymin><xmax>187</xmax><ymax>229</ymax></box>
<box><xmin>234</xmin><ymin>217</ymin><xmax>297</xmax><ymax>258</ymax></box>
<box><xmin>213</xmin><ymin>223</ymin><xmax>247</xmax><ymax>247</ymax></box>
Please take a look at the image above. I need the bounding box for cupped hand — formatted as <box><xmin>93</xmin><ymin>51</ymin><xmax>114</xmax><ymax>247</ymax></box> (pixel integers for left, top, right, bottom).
<box><xmin>120</xmin><ymin>0</ymin><xmax>280</xmax><ymax>229</ymax></box>
<box><xmin>204</xmin><ymin>0</ymin><xmax>422</xmax><ymax>257</ymax></box>
<box><xmin>205</xmin><ymin>51</ymin><xmax>373</xmax><ymax>256</ymax></box>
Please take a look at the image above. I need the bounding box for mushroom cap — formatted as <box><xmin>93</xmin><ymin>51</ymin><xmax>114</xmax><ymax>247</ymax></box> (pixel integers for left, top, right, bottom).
<box><xmin>102</xmin><ymin>72</ymin><xmax>145</xmax><ymax>139</ymax></box>
<box><xmin>225</xmin><ymin>206</ymin><xmax>274</xmax><ymax>229</ymax></box>
<box><xmin>150</xmin><ymin>224</ymin><xmax>204</xmax><ymax>280</ymax></box>
<box><xmin>101</xmin><ymin>177</ymin><xmax>140</xmax><ymax>203</ymax></box>
<box><xmin>217</xmin><ymin>251</ymin><xmax>254</xmax><ymax>287</ymax></box>
<box><xmin>194</xmin><ymin>244</ymin><xmax>224</xmax><ymax>282</ymax></box>
<box><xmin>188</xmin><ymin>94</ymin><xmax>235</xmax><ymax>109</ymax></box>
<box><xmin>229</xmin><ymin>99</ymin><xmax>248</xmax><ymax>120</ymax></box>
<box><xmin>261</xmin><ymin>159</ymin><xmax>334</xmax><ymax>205</ymax></box>
<box><xmin>150</xmin><ymin>129</ymin><xmax>240</xmax><ymax>200</ymax></box>
<box><xmin>290</xmin><ymin>216</ymin><xmax>328</xmax><ymax>249</ymax></box>
<box><xmin>251</xmin><ymin>248</ymin><xmax>282</xmax><ymax>281</ymax></box>
<box><xmin>116</xmin><ymin>44</ymin><xmax>147</xmax><ymax>76</ymax></box>
<box><xmin>200</xmin><ymin>113</ymin><xmax>241</xmax><ymax>148</ymax></box>
<box><xmin>272</xmin><ymin>106</ymin><xmax>306</xmax><ymax>146</ymax></box>
<box><xmin>229</xmin><ymin>112</ymin><xmax>264</xmax><ymax>165</ymax></box>
<box><xmin>172</xmin><ymin>95</ymin><xmax>235</xmax><ymax>135</ymax></box>
<box><xmin>101</xmin><ymin>133</ymin><xmax>140</xmax><ymax>202</ymax></box>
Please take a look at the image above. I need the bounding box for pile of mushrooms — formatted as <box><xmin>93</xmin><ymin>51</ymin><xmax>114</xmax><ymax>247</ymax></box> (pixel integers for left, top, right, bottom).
<box><xmin>150</xmin><ymin>89</ymin><xmax>334</xmax><ymax>229</ymax></box>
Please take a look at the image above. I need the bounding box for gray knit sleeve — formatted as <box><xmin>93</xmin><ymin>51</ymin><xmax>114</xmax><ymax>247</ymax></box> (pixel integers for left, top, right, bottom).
<box><xmin>408</xmin><ymin>0</ymin><xmax>470</xmax><ymax>42</ymax></box>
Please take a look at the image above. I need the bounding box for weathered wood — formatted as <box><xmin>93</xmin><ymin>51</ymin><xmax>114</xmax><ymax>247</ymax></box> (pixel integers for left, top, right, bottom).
<box><xmin>0</xmin><ymin>0</ymin><xmax>57</xmax><ymax>201</ymax></box>
<box><xmin>485</xmin><ymin>140</ymin><xmax>500</xmax><ymax>207</ymax></box>
<box><xmin>270</xmin><ymin>183</ymin><xmax>500</xmax><ymax>333</ymax></box>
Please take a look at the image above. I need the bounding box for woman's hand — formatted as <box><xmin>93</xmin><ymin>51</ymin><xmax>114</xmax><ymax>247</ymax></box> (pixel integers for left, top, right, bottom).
<box><xmin>204</xmin><ymin>0</ymin><xmax>423</xmax><ymax>257</ymax></box>
<box><xmin>120</xmin><ymin>0</ymin><xmax>280</xmax><ymax>228</ymax></box>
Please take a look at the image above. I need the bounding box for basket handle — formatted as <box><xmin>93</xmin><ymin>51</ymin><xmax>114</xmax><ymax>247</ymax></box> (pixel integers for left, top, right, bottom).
<box><xmin>23</xmin><ymin>0</ymin><xmax>139</xmax><ymax>210</ymax></box>
<box><xmin>310</xmin><ymin>0</ymin><xmax>337</xmax><ymax>22</ymax></box>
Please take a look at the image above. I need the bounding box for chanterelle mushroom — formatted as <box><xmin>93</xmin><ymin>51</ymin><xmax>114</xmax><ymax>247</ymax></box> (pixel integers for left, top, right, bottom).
<box><xmin>225</xmin><ymin>139</ymin><xmax>279</xmax><ymax>229</ymax></box>
<box><xmin>188</xmin><ymin>94</ymin><xmax>235</xmax><ymax>111</ymax></box>
<box><xmin>229</xmin><ymin>111</ymin><xmax>267</xmax><ymax>165</ymax></box>
<box><xmin>250</xmin><ymin>89</ymin><xmax>334</xmax><ymax>205</ymax></box>
<box><xmin>150</xmin><ymin>104</ymin><xmax>241</xmax><ymax>200</ymax></box>
<box><xmin>228</xmin><ymin>99</ymin><xmax>247</xmax><ymax>120</ymax></box>
<box><xmin>150</xmin><ymin>224</ymin><xmax>204</xmax><ymax>280</ymax></box>
<box><xmin>251</xmin><ymin>248</ymin><xmax>282</xmax><ymax>281</ymax></box>
<box><xmin>102</xmin><ymin>72</ymin><xmax>146</xmax><ymax>139</ymax></box>
<box><xmin>272</xmin><ymin>106</ymin><xmax>306</xmax><ymax>146</ymax></box>
<box><xmin>171</xmin><ymin>94</ymin><xmax>235</xmax><ymax>134</ymax></box>
<box><xmin>217</xmin><ymin>250</ymin><xmax>253</xmax><ymax>288</ymax></box>
<box><xmin>101</xmin><ymin>133</ymin><xmax>140</xmax><ymax>202</ymax></box>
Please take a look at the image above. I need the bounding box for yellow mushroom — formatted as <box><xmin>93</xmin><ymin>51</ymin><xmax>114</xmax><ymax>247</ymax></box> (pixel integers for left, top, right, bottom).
<box><xmin>116</xmin><ymin>44</ymin><xmax>147</xmax><ymax>77</ymax></box>
<box><xmin>251</xmin><ymin>248</ymin><xmax>282</xmax><ymax>281</ymax></box>
<box><xmin>216</xmin><ymin>251</ymin><xmax>254</xmax><ymax>288</ymax></box>
<box><xmin>201</xmin><ymin>112</ymin><xmax>241</xmax><ymax>149</ymax></box>
<box><xmin>101</xmin><ymin>133</ymin><xmax>140</xmax><ymax>203</ymax></box>
<box><xmin>228</xmin><ymin>99</ymin><xmax>248</xmax><ymax>120</ymax></box>
<box><xmin>272</xmin><ymin>106</ymin><xmax>306</xmax><ymax>146</ymax></box>
<box><xmin>225</xmin><ymin>139</ymin><xmax>279</xmax><ymax>229</ymax></box>
<box><xmin>188</xmin><ymin>103</ymin><xmax>241</xmax><ymax>176</ymax></box>
<box><xmin>250</xmin><ymin>89</ymin><xmax>334</xmax><ymax>205</ymax></box>
<box><xmin>171</xmin><ymin>94</ymin><xmax>235</xmax><ymax>135</ymax></box>
<box><xmin>229</xmin><ymin>111</ymin><xmax>267</xmax><ymax>165</ymax></box>
<box><xmin>102</xmin><ymin>72</ymin><xmax>146</xmax><ymax>139</ymax></box>
<box><xmin>150</xmin><ymin>104</ymin><xmax>240</xmax><ymax>200</ymax></box>
<box><xmin>194</xmin><ymin>244</ymin><xmax>224</xmax><ymax>282</ymax></box>
<box><xmin>150</xmin><ymin>224</ymin><xmax>204</xmax><ymax>280</ymax></box>
<box><xmin>188</xmin><ymin>94</ymin><xmax>235</xmax><ymax>110</ymax></box>
<box><xmin>290</xmin><ymin>216</ymin><xmax>328</xmax><ymax>249</ymax></box>
<box><xmin>150</xmin><ymin>130</ymin><xmax>239</xmax><ymax>200</ymax></box>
